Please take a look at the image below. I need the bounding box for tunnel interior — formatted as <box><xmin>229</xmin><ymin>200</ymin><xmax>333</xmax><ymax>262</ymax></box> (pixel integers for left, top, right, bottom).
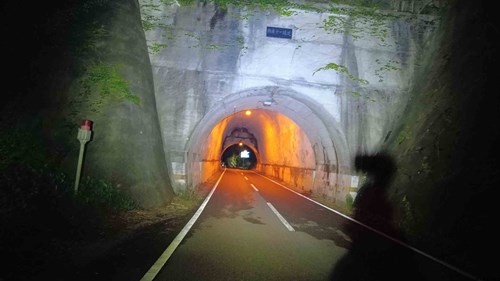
<box><xmin>205</xmin><ymin>108</ymin><xmax>315</xmax><ymax>169</ymax></box>
<box><xmin>184</xmin><ymin>87</ymin><xmax>351</xmax><ymax>201</ymax></box>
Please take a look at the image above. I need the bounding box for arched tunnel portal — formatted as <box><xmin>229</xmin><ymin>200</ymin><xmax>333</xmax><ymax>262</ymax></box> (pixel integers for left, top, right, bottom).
<box><xmin>184</xmin><ymin>87</ymin><xmax>353</xmax><ymax>205</ymax></box>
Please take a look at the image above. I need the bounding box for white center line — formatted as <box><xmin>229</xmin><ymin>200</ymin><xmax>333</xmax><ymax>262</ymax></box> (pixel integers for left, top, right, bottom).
<box><xmin>244</xmin><ymin>176</ymin><xmax>248</xmax><ymax>180</ymax></box>
<box><xmin>267</xmin><ymin>202</ymin><xmax>295</xmax><ymax>232</ymax></box>
<box><xmin>250</xmin><ymin>184</ymin><xmax>259</xmax><ymax>192</ymax></box>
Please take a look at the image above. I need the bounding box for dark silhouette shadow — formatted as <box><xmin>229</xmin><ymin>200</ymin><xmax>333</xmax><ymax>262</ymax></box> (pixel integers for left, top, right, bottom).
<box><xmin>329</xmin><ymin>151</ymin><xmax>424</xmax><ymax>281</ymax></box>
<box><xmin>350</xmin><ymin>152</ymin><xmax>399</xmax><ymax>238</ymax></box>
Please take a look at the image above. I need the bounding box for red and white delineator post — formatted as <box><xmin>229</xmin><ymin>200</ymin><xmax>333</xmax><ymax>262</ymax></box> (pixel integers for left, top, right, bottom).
<box><xmin>74</xmin><ymin>120</ymin><xmax>93</xmax><ymax>194</ymax></box>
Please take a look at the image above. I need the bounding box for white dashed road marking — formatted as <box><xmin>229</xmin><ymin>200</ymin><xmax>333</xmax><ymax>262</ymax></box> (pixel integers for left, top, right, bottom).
<box><xmin>267</xmin><ymin>202</ymin><xmax>295</xmax><ymax>232</ymax></box>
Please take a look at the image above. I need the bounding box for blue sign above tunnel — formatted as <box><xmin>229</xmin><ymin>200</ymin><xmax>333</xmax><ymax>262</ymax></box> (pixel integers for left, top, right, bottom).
<box><xmin>266</xmin><ymin>26</ymin><xmax>293</xmax><ymax>39</ymax></box>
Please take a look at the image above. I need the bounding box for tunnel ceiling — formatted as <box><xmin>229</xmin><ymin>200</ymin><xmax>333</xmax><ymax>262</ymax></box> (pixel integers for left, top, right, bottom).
<box><xmin>222</xmin><ymin>127</ymin><xmax>259</xmax><ymax>151</ymax></box>
<box><xmin>195</xmin><ymin>106</ymin><xmax>316</xmax><ymax>169</ymax></box>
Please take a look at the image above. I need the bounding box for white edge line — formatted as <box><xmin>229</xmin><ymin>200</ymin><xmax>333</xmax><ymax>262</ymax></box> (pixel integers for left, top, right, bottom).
<box><xmin>250</xmin><ymin>183</ymin><xmax>259</xmax><ymax>192</ymax></box>
<box><xmin>140</xmin><ymin>169</ymin><xmax>227</xmax><ymax>281</ymax></box>
<box><xmin>252</xmin><ymin>171</ymin><xmax>483</xmax><ymax>281</ymax></box>
<box><xmin>267</xmin><ymin>202</ymin><xmax>295</xmax><ymax>232</ymax></box>
<box><xmin>244</xmin><ymin>176</ymin><xmax>248</xmax><ymax>180</ymax></box>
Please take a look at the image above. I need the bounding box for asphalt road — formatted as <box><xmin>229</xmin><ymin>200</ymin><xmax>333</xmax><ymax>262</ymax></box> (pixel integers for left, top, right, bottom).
<box><xmin>142</xmin><ymin>169</ymin><xmax>478</xmax><ymax>281</ymax></box>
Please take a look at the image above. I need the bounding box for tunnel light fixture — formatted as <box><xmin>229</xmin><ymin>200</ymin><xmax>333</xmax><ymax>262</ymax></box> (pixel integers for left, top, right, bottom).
<box><xmin>263</xmin><ymin>100</ymin><xmax>272</xmax><ymax>106</ymax></box>
<box><xmin>245</xmin><ymin>110</ymin><xmax>252</xmax><ymax>116</ymax></box>
<box><xmin>239</xmin><ymin>142</ymin><xmax>243</xmax><ymax>146</ymax></box>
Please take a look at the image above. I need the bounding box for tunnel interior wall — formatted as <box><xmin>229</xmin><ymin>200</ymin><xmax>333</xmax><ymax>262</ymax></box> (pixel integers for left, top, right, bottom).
<box><xmin>249</xmin><ymin>110</ymin><xmax>316</xmax><ymax>194</ymax></box>
<box><xmin>256</xmin><ymin>164</ymin><xmax>314</xmax><ymax>193</ymax></box>
<box><xmin>187</xmin><ymin>118</ymin><xmax>228</xmax><ymax>190</ymax></box>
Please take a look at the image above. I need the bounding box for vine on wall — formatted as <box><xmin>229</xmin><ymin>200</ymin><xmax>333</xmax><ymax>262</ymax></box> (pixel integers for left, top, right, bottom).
<box><xmin>139</xmin><ymin>0</ymin><xmax>437</xmax><ymax>98</ymax></box>
<box><xmin>65</xmin><ymin>3</ymin><xmax>141</xmax><ymax>127</ymax></box>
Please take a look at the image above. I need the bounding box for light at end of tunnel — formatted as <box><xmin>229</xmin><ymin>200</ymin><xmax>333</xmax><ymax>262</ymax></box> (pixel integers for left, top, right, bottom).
<box><xmin>241</xmin><ymin>150</ymin><xmax>250</xmax><ymax>158</ymax></box>
<box><xmin>245</xmin><ymin>110</ymin><xmax>252</xmax><ymax>116</ymax></box>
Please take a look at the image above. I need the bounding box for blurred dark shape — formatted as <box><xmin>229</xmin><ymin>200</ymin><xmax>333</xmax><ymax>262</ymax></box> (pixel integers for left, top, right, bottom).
<box><xmin>330</xmin><ymin>151</ymin><xmax>423</xmax><ymax>281</ymax></box>
<box><xmin>352</xmin><ymin>152</ymin><xmax>398</xmax><ymax>238</ymax></box>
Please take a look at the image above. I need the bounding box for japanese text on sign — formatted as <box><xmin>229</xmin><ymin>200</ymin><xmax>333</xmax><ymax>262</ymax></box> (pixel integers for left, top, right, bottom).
<box><xmin>266</xmin><ymin>26</ymin><xmax>293</xmax><ymax>39</ymax></box>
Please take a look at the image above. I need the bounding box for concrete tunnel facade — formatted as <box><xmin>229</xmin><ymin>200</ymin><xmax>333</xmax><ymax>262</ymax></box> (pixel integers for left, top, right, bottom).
<box><xmin>185</xmin><ymin>87</ymin><xmax>351</xmax><ymax>200</ymax></box>
<box><xmin>138</xmin><ymin>1</ymin><xmax>436</xmax><ymax>207</ymax></box>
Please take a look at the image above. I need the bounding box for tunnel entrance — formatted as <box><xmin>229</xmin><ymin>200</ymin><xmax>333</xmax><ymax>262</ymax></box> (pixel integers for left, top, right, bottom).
<box><xmin>221</xmin><ymin>143</ymin><xmax>257</xmax><ymax>170</ymax></box>
<box><xmin>184</xmin><ymin>87</ymin><xmax>351</xmax><ymax>205</ymax></box>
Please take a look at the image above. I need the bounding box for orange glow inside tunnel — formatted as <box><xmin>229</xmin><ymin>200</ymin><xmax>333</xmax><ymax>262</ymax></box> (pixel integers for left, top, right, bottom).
<box><xmin>203</xmin><ymin>109</ymin><xmax>315</xmax><ymax>170</ymax></box>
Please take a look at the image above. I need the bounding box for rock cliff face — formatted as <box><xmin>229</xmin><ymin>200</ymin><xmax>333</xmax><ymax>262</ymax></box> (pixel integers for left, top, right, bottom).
<box><xmin>381</xmin><ymin>1</ymin><xmax>498</xmax><ymax>279</ymax></box>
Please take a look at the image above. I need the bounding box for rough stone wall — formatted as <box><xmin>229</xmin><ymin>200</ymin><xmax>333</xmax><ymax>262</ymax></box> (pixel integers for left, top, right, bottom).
<box><xmin>62</xmin><ymin>0</ymin><xmax>175</xmax><ymax>208</ymax></box>
<box><xmin>1</xmin><ymin>0</ymin><xmax>175</xmax><ymax>208</ymax></box>
<box><xmin>379</xmin><ymin>1</ymin><xmax>498</xmax><ymax>279</ymax></box>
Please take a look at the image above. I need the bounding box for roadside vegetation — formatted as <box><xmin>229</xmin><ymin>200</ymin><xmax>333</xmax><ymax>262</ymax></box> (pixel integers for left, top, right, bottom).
<box><xmin>0</xmin><ymin>123</ymin><xmax>203</xmax><ymax>280</ymax></box>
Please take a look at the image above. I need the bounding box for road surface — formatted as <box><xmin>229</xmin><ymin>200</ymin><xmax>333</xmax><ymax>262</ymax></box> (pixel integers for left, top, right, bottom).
<box><xmin>141</xmin><ymin>169</ymin><xmax>477</xmax><ymax>281</ymax></box>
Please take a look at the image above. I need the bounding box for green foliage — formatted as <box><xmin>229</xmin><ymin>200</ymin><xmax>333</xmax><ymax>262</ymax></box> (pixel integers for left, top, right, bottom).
<box><xmin>0</xmin><ymin>164</ymin><xmax>138</xmax><ymax>233</ymax></box>
<box><xmin>313</xmin><ymin>62</ymin><xmax>369</xmax><ymax>85</ymax></box>
<box><xmin>206</xmin><ymin>43</ymin><xmax>224</xmax><ymax>50</ymax></box>
<box><xmin>345</xmin><ymin>192</ymin><xmax>354</xmax><ymax>209</ymax></box>
<box><xmin>350</xmin><ymin>91</ymin><xmax>376</xmax><ymax>102</ymax></box>
<box><xmin>0</xmin><ymin>162</ymin><xmax>137</xmax><ymax>279</ymax></box>
<box><xmin>86</xmin><ymin>64</ymin><xmax>140</xmax><ymax>105</ymax></box>
<box><xmin>176</xmin><ymin>187</ymin><xmax>201</xmax><ymax>201</ymax></box>
<box><xmin>64</xmin><ymin>4</ymin><xmax>141</xmax><ymax>128</ymax></box>
<box><xmin>75</xmin><ymin>23</ymin><xmax>109</xmax><ymax>56</ymax></box>
<box><xmin>321</xmin><ymin>5</ymin><xmax>400</xmax><ymax>44</ymax></box>
<box><xmin>139</xmin><ymin>0</ymin><xmax>313</xmax><ymax>53</ymax></box>
<box><xmin>77</xmin><ymin>176</ymin><xmax>138</xmax><ymax>210</ymax></box>
<box><xmin>397</xmin><ymin>195</ymin><xmax>418</xmax><ymax>235</ymax></box>
<box><xmin>0</xmin><ymin>130</ymin><xmax>47</xmax><ymax>171</ymax></box>
<box><xmin>69</xmin><ymin>63</ymin><xmax>140</xmax><ymax>121</ymax></box>
<box><xmin>227</xmin><ymin>154</ymin><xmax>238</xmax><ymax>168</ymax></box>
<box><xmin>397</xmin><ymin>125</ymin><xmax>412</xmax><ymax>145</ymax></box>
<box><xmin>0</xmin><ymin>128</ymin><xmax>137</xmax><ymax>217</ymax></box>
<box><xmin>142</xmin><ymin>15</ymin><xmax>161</xmax><ymax>32</ymax></box>
<box><xmin>177</xmin><ymin>0</ymin><xmax>196</xmax><ymax>5</ymax></box>
<box><xmin>149</xmin><ymin>43</ymin><xmax>168</xmax><ymax>54</ymax></box>
<box><xmin>213</xmin><ymin>0</ymin><xmax>296</xmax><ymax>16</ymax></box>
<box><xmin>236</xmin><ymin>35</ymin><xmax>245</xmax><ymax>47</ymax></box>
<box><xmin>138</xmin><ymin>0</ymin><xmax>424</xmax><ymax>88</ymax></box>
<box><xmin>375</xmin><ymin>59</ymin><xmax>401</xmax><ymax>82</ymax></box>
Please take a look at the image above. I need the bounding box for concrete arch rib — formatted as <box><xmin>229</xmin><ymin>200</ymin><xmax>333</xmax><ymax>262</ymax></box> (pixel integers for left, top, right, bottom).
<box><xmin>186</xmin><ymin>86</ymin><xmax>352</xmax><ymax>202</ymax></box>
